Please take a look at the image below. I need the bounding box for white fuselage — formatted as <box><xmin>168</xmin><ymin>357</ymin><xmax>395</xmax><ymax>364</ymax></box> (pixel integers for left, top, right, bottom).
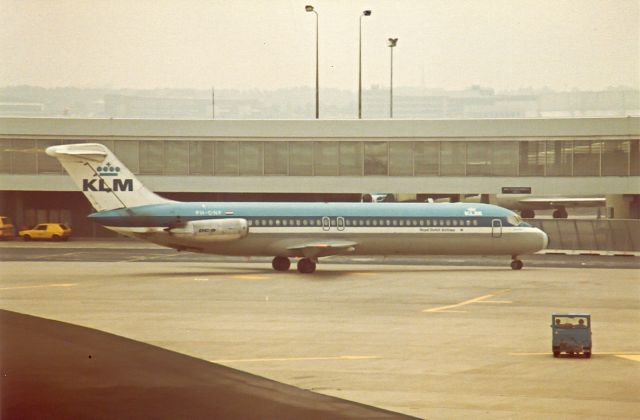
<box><xmin>128</xmin><ymin>227</ymin><xmax>546</xmax><ymax>257</ymax></box>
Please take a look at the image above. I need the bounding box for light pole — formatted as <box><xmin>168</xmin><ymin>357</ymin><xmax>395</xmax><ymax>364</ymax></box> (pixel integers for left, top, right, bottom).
<box><xmin>388</xmin><ymin>38</ymin><xmax>398</xmax><ymax>119</ymax></box>
<box><xmin>358</xmin><ymin>10</ymin><xmax>372</xmax><ymax>119</ymax></box>
<box><xmin>305</xmin><ymin>5</ymin><xmax>319</xmax><ymax>119</ymax></box>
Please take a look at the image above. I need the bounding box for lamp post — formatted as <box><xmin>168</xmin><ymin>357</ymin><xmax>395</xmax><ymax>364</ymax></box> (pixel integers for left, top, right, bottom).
<box><xmin>358</xmin><ymin>10</ymin><xmax>372</xmax><ymax>119</ymax></box>
<box><xmin>388</xmin><ymin>38</ymin><xmax>398</xmax><ymax>119</ymax></box>
<box><xmin>305</xmin><ymin>5</ymin><xmax>319</xmax><ymax>119</ymax></box>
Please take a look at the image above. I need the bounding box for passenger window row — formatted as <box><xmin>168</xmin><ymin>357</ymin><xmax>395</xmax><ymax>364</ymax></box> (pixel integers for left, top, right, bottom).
<box><xmin>246</xmin><ymin>218</ymin><xmax>481</xmax><ymax>227</ymax></box>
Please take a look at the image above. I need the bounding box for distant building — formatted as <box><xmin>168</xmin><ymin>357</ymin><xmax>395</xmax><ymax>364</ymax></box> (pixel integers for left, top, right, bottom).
<box><xmin>104</xmin><ymin>94</ymin><xmax>209</xmax><ymax>119</ymax></box>
<box><xmin>1</xmin><ymin>86</ymin><xmax>638</xmax><ymax>120</ymax></box>
<box><xmin>364</xmin><ymin>86</ymin><xmax>640</xmax><ymax>119</ymax></box>
<box><xmin>364</xmin><ymin>85</ymin><xmax>539</xmax><ymax>119</ymax></box>
<box><xmin>538</xmin><ymin>90</ymin><xmax>640</xmax><ymax>117</ymax></box>
<box><xmin>0</xmin><ymin>102</ymin><xmax>44</xmax><ymax>116</ymax></box>
<box><xmin>1</xmin><ymin>116</ymin><xmax>638</xmax><ymax>236</ymax></box>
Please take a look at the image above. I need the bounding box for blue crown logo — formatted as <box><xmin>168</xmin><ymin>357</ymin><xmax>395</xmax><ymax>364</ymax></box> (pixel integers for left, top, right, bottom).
<box><xmin>97</xmin><ymin>162</ymin><xmax>120</xmax><ymax>176</ymax></box>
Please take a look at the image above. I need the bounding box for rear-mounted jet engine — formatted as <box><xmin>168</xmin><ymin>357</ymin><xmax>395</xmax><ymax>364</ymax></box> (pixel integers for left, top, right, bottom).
<box><xmin>166</xmin><ymin>218</ymin><xmax>248</xmax><ymax>242</ymax></box>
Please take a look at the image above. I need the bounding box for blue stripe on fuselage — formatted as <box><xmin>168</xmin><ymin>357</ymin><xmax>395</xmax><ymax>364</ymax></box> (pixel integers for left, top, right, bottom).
<box><xmin>88</xmin><ymin>202</ymin><xmax>519</xmax><ymax>228</ymax></box>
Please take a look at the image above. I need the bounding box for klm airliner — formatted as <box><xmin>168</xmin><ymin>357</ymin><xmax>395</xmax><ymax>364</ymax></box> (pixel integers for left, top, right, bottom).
<box><xmin>47</xmin><ymin>143</ymin><xmax>548</xmax><ymax>273</ymax></box>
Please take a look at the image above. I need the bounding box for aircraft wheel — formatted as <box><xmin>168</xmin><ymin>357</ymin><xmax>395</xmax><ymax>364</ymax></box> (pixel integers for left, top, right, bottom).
<box><xmin>272</xmin><ymin>256</ymin><xmax>291</xmax><ymax>271</ymax></box>
<box><xmin>297</xmin><ymin>258</ymin><xmax>316</xmax><ymax>274</ymax></box>
<box><xmin>511</xmin><ymin>259</ymin><xmax>523</xmax><ymax>270</ymax></box>
<box><xmin>521</xmin><ymin>209</ymin><xmax>535</xmax><ymax>219</ymax></box>
<box><xmin>553</xmin><ymin>351</ymin><xmax>560</xmax><ymax>358</ymax></box>
<box><xmin>552</xmin><ymin>208</ymin><xmax>568</xmax><ymax>219</ymax></box>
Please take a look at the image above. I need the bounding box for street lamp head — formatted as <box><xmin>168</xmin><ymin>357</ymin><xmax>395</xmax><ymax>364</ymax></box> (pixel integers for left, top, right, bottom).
<box><xmin>305</xmin><ymin>5</ymin><xmax>314</xmax><ymax>12</ymax></box>
<box><xmin>363</xmin><ymin>10</ymin><xmax>371</xmax><ymax>16</ymax></box>
<box><xmin>388</xmin><ymin>38</ymin><xmax>398</xmax><ymax>47</ymax></box>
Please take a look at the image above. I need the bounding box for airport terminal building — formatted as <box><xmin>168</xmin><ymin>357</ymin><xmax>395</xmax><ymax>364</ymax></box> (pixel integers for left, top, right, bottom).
<box><xmin>0</xmin><ymin>117</ymin><xmax>638</xmax><ymax>236</ymax></box>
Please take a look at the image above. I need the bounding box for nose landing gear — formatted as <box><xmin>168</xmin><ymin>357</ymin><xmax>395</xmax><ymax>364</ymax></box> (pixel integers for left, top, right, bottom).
<box><xmin>511</xmin><ymin>256</ymin><xmax>524</xmax><ymax>270</ymax></box>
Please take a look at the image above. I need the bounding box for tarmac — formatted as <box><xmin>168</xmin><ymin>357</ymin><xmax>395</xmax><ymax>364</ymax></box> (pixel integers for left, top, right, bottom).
<box><xmin>1</xmin><ymin>309</ymin><xmax>413</xmax><ymax>419</ymax></box>
<box><xmin>1</xmin><ymin>240</ymin><xmax>639</xmax><ymax>419</ymax></box>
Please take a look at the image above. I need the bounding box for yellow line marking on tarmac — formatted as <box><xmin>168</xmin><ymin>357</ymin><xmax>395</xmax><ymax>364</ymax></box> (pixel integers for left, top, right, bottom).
<box><xmin>478</xmin><ymin>300</ymin><xmax>512</xmax><ymax>304</ymax></box>
<box><xmin>616</xmin><ymin>355</ymin><xmax>640</xmax><ymax>362</ymax></box>
<box><xmin>126</xmin><ymin>255</ymin><xmax>157</xmax><ymax>262</ymax></box>
<box><xmin>125</xmin><ymin>253</ymin><xmax>182</xmax><ymax>262</ymax></box>
<box><xmin>509</xmin><ymin>352</ymin><xmax>562</xmax><ymax>356</ymax></box>
<box><xmin>510</xmin><ymin>351</ymin><xmax>640</xmax><ymax>355</ymax></box>
<box><xmin>211</xmin><ymin>355</ymin><xmax>380</xmax><ymax>363</ymax></box>
<box><xmin>31</xmin><ymin>252</ymin><xmax>84</xmax><ymax>260</ymax></box>
<box><xmin>510</xmin><ymin>352</ymin><xmax>640</xmax><ymax>361</ymax></box>
<box><xmin>424</xmin><ymin>289</ymin><xmax>512</xmax><ymax>313</ymax></box>
<box><xmin>0</xmin><ymin>283</ymin><xmax>76</xmax><ymax>291</ymax></box>
<box><xmin>230</xmin><ymin>274</ymin><xmax>271</xmax><ymax>280</ymax></box>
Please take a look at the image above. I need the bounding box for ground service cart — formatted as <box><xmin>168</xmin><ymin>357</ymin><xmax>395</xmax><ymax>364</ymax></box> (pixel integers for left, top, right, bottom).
<box><xmin>551</xmin><ymin>314</ymin><xmax>592</xmax><ymax>358</ymax></box>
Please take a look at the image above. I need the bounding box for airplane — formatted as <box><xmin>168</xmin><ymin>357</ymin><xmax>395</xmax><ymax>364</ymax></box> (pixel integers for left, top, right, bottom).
<box><xmin>46</xmin><ymin>143</ymin><xmax>549</xmax><ymax>273</ymax></box>
<box><xmin>361</xmin><ymin>193</ymin><xmax>395</xmax><ymax>203</ymax></box>
<box><xmin>464</xmin><ymin>194</ymin><xmax>606</xmax><ymax>219</ymax></box>
<box><xmin>366</xmin><ymin>193</ymin><xmax>605</xmax><ymax>219</ymax></box>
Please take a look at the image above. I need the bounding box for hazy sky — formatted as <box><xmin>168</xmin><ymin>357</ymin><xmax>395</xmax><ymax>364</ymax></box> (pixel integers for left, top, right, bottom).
<box><xmin>1</xmin><ymin>0</ymin><xmax>638</xmax><ymax>91</ymax></box>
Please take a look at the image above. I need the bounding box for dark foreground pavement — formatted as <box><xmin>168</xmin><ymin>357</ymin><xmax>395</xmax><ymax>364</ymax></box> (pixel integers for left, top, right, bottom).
<box><xmin>0</xmin><ymin>310</ymin><xmax>415</xmax><ymax>420</ymax></box>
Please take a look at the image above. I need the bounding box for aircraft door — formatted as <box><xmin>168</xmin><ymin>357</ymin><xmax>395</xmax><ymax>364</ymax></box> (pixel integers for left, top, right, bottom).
<box><xmin>491</xmin><ymin>219</ymin><xmax>502</xmax><ymax>238</ymax></box>
<box><xmin>322</xmin><ymin>216</ymin><xmax>330</xmax><ymax>231</ymax></box>
<box><xmin>337</xmin><ymin>217</ymin><xmax>345</xmax><ymax>231</ymax></box>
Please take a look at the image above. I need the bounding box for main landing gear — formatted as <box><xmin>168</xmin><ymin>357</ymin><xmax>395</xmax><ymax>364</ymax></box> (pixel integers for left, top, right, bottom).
<box><xmin>511</xmin><ymin>256</ymin><xmax>524</xmax><ymax>270</ymax></box>
<box><xmin>297</xmin><ymin>258</ymin><xmax>317</xmax><ymax>274</ymax></box>
<box><xmin>271</xmin><ymin>256</ymin><xmax>317</xmax><ymax>273</ymax></box>
<box><xmin>272</xmin><ymin>256</ymin><xmax>291</xmax><ymax>271</ymax></box>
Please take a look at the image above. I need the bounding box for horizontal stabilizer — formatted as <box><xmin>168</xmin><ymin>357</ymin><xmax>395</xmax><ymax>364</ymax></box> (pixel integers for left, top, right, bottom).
<box><xmin>46</xmin><ymin>145</ymin><xmax>107</xmax><ymax>161</ymax></box>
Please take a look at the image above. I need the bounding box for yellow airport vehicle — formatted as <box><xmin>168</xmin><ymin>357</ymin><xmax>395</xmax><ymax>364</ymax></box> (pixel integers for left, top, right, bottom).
<box><xmin>19</xmin><ymin>223</ymin><xmax>72</xmax><ymax>241</ymax></box>
<box><xmin>0</xmin><ymin>216</ymin><xmax>15</xmax><ymax>240</ymax></box>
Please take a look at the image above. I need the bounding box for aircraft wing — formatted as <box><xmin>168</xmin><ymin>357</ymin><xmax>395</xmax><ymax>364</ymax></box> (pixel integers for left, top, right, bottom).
<box><xmin>287</xmin><ymin>240</ymin><xmax>358</xmax><ymax>258</ymax></box>
<box><xmin>517</xmin><ymin>197</ymin><xmax>606</xmax><ymax>209</ymax></box>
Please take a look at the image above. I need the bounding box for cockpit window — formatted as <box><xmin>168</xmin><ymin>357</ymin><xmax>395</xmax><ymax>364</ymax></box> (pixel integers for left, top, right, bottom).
<box><xmin>507</xmin><ymin>214</ymin><xmax>522</xmax><ymax>226</ymax></box>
